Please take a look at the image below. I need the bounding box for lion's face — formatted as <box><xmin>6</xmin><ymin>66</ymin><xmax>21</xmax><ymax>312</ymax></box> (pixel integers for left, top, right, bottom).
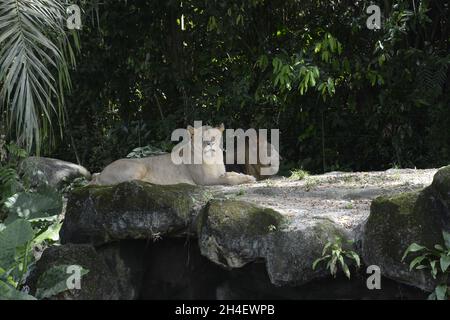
<box><xmin>188</xmin><ymin>125</ymin><xmax>224</xmax><ymax>164</ymax></box>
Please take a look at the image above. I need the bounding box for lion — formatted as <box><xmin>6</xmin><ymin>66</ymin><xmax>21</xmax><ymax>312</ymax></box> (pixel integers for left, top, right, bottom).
<box><xmin>225</xmin><ymin>131</ymin><xmax>280</xmax><ymax>180</ymax></box>
<box><xmin>90</xmin><ymin>124</ymin><xmax>256</xmax><ymax>186</ymax></box>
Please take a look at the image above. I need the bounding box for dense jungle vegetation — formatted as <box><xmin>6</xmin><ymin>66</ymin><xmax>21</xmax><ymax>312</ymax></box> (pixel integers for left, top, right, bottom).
<box><xmin>1</xmin><ymin>0</ymin><xmax>449</xmax><ymax>174</ymax></box>
<box><xmin>0</xmin><ymin>0</ymin><xmax>449</xmax><ymax>301</ymax></box>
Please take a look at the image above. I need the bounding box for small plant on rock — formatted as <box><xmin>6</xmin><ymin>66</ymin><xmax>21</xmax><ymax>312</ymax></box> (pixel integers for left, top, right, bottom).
<box><xmin>126</xmin><ymin>145</ymin><xmax>167</xmax><ymax>159</ymax></box>
<box><xmin>289</xmin><ymin>169</ymin><xmax>309</xmax><ymax>181</ymax></box>
<box><xmin>402</xmin><ymin>231</ymin><xmax>450</xmax><ymax>300</ymax></box>
<box><xmin>60</xmin><ymin>177</ymin><xmax>90</xmax><ymax>194</ymax></box>
<box><xmin>304</xmin><ymin>177</ymin><xmax>319</xmax><ymax>192</ymax></box>
<box><xmin>313</xmin><ymin>236</ymin><xmax>361</xmax><ymax>279</ymax></box>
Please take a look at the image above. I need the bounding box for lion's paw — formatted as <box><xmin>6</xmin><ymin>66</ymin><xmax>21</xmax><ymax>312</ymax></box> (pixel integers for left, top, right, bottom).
<box><xmin>236</xmin><ymin>173</ymin><xmax>256</xmax><ymax>184</ymax></box>
<box><xmin>245</xmin><ymin>175</ymin><xmax>256</xmax><ymax>183</ymax></box>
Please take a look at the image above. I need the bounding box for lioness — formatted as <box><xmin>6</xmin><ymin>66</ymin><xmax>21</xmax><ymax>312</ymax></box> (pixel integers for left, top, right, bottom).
<box><xmin>225</xmin><ymin>131</ymin><xmax>280</xmax><ymax>180</ymax></box>
<box><xmin>90</xmin><ymin>124</ymin><xmax>256</xmax><ymax>186</ymax></box>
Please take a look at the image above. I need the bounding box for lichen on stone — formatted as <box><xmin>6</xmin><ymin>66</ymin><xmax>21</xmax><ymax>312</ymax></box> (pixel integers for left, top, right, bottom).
<box><xmin>362</xmin><ymin>176</ymin><xmax>449</xmax><ymax>291</ymax></box>
<box><xmin>199</xmin><ymin>199</ymin><xmax>285</xmax><ymax>237</ymax></box>
<box><xmin>431</xmin><ymin>165</ymin><xmax>450</xmax><ymax>202</ymax></box>
<box><xmin>371</xmin><ymin>191</ymin><xmax>420</xmax><ymax>216</ymax></box>
<box><xmin>61</xmin><ymin>181</ymin><xmax>206</xmax><ymax>245</ymax></box>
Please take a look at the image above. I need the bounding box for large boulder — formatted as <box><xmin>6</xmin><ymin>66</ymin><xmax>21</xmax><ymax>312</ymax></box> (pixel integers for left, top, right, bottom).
<box><xmin>27</xmin><ymin>244</ymin><xmax>120</xmax><ymax>300</ymax></box>
<box><xmin>198</xmin><ymin>199</ymin><xmax>349</xmax><ymax>286</ymax></box>
<box><xmin>20</xmin><ymin>157</ymin><xmax>91</xmax><ymax>189</ymax></box>
<box><xmin>44</xmin><ymin>168</ymin><xmax>437</xmax><ymax>297</ymax></box>
<box><xmin>60</xmin><ymin>181</ymin><xmax>208</xmax><ymax>245</ymax></box>
<box><xmin>264</xmin><ymin>219</ymin><xmax>349</xmax><ymax>286</ymax></box>
<box><xmin>197</xmin><ymin>199</ymin><xmax>285</xmax><ymax>268</ymax></box>
<box><xmin>362</xmin><ymin>165</ymin><xmax>450</xmax><ymax>291</ymax></box>
<box><xmin>431</xmin><ymin>165</ymin><xmax>450</xmax><ymax>217</ymax></box>
<box><xmin>62</xmin><ymin>180</ymin><xmax>355</xmax><ymax>287</ymax></box>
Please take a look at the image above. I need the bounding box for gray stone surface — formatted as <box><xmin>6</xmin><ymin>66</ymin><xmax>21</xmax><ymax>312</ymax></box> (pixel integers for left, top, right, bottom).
<box><xmin>362</xmin><ymin>166</ymin><xmax>450</xmax><ymax>291</ymax></box>
<box><xmin>27</xmin><ymin>244</ymin><xmax>120</xmax><ymax>300</ymax></box>
<box><xmin>60</xmin><ymin>181</ymin><xmax>209</xmax><ymax>245</ymax></box>
<box><xmin>57</xmin><ymin>168</ymin><xmax>442</xmax><ymax>289</ymax></box>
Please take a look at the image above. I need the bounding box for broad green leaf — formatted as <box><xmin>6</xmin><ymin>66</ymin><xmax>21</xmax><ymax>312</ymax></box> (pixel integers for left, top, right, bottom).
<box><xmin>427</xmin><ymin>291</ymin><xmax>437</xmax><ymax>300</ymax></box>
<box><xmin>312</xmin><ymin>255</ymin><xmax>330</xmax><ymax>270</ymax></box>
<box><xmin>443</xmin><ymin>231</ymin><xmax>450</xmax><ymax>250</ymax></box>
<box><xmin>0</xmin><ymin>219</ymin><xmax>34</xmax><ymax>271</ymax></box>
<box><xmin>0</xmin><ymin>280</ymin><xmax>36</xmax><ymax>300</ymax></box>
<box><xmin>345</xmin><ymin>251</ymin><xmax>361</xmax><ymax>268</ymax></box>
<box><xmin>32</xmin><ymin>222</ymin><xmax>61</xmax><ymax>245</ymax></box>
<box><xmin>409</xmin><ymin>255</ymin><xmax>427</xmax><ymax>271</ymax></box>
<box><xmin>430</xmin><ymin>260</ymin><xmax>438</xmax><ymax>279</ymax></box>
<box><xmin>330</xmin><ymin>255</ymin><xmax>338</xmax><ymax>277</ymax></box>
<box><xmin>322</xmin><ymin>242</ymin><xmax>332</xmax><ymax>256</ymax></box>
<box><xmin>402</xmin><ymin>243</ymin><xmax>427</xmax><ymax>261</ymax></box>
<box><xmin>416</xmin><ymin>265</ymin><xmax>428</xmax><ymax>270</ymax></box>
<box><xmin>4</xmin><ymin>190</ymin><xmax>62</xmax><ymax>224</ymax></box>
<box><xmin>338</xmin><ymin>256</ymin><xmax>351</xmax><ymax>279</ymax></box>
<box><xmin>435</xmin><ymin>284</ymin><xmax>448</xmax><ymax>301</ymax></box>
<box><xmin>0</xmin><ymin>266</ymin><xmax>16</xmax><ymax>288</ymax></box>
<box><xmin>35</xmin><ymin>265</ymin><xmax>89</xmax><ymax>300</ymax></box>
<box><xmin>440</xmin><ymin>255</ymin><xmax>450</xmax><ymax>273</ymax></box>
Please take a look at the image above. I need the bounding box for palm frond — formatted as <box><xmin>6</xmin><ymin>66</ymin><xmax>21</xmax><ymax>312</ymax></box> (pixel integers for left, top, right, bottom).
<box><xmin>0</xmin><ymin>0</ymin><xmax>79</xmax><ymax>153</ymax></box>
<box><xmin>417</xmin><ymin>53</ymin><xmax>450</xmax><ymax>102</ymax></box>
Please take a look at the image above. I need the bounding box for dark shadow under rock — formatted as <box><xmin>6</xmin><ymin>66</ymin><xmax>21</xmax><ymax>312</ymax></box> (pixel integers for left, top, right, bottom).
<box><xmin>29</xmin><ymin>239</ymin><xmax>428</xmax><ymax>300</ymax></box>
<box><xmin>27</xmin><ymin>244</ymin><xmax>120</xmax><ymax>300</ymax></box>
<box><xmin>97</xmin><ymin>241</ymin><xmax>148</xmax><ymax>300</ymax></box>
<box><xmin>139</xmin><ymin>238</ymin><xmax>228</xmax><ymax>300</ymax></box>
<box><xmin>137</xmin><ymin>238</ymin><xmax>427</xmax><ymax>300</ymax></box>
<box><xmin>219</xmin><ymin>263</ymin><xmax>427</xmax><ymax>300</ymax></box>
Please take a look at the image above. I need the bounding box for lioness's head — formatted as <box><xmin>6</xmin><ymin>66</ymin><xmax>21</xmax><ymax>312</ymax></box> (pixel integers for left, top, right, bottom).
<box><xmin>187</xmin><ymin>124</ymin><xmax>224</xmax><ymax>163</ymax></box>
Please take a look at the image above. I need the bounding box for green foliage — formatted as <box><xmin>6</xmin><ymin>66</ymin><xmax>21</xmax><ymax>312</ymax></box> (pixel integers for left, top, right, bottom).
<box><xmin>3</xmin><ymin>188</ymin><xmax>63</xmax><ymax>224</ymax></box>
<box><xmin>0</xmin><ymin>142</ymin><xmax>27</xmax><ymax>221</ymax></box>
<box><xmin>289</xmin><ymin>169</ymin><xmax>309</xmax><ymax>181</ymax></box>
<box><xmin>35</xmin><ymin>264</ymin><xmax>89</xmax><ymax>300</ymax></box>
<box><xmin>313</xmin><ymin>236</ymin><xmax>361</xmax><ymax>279</ymax></box>
<box><xmin>0</xmin><ymin>280</ymin><xmax>36</xmax><ymax>300</ymax></box>
<box><xmin>126</xmin><ymin>145</ymin><xmax>168</xmax><ymax>159</ymax></box>
<box><xmin>0</xmin><ymin>142</ymin><xmax>86</xmax><ymax>300</ymax></box>
<box><xmin>0</xmin><ymin>198</ymin><xmax>81</xmax><ymax>300</ymax></box>
<box><xmin>0</xmin><ymin>0</ymin><xmax>81</xmax><ymax>153</ymax></box>
<box><xmin>0</xmin><ymin>167</ymin><xmax>22</xmax><ymax>205</ymax></box>
<box><xmin>60</xmin><ymin>177</ymin><xmax>90</xmax><ymax>194</ymax></box>
<box><xmin>1</xmin><ymin>1</ymin><xmax>449</xmax><ymax>173</ymax></box>
<box><xmin>402</xmin><ymin>231</ymin><xmax>450</xmax><ymax>300</ymax></box>
<box><xmin>0</xmin><ymin>219</ymin><xmax>34</xmax><ymax>273</ymax></box>
<box><xmin>43</xmin><ymin>0</ymin><xmax>449</xmax><ymax>174</ymax></box>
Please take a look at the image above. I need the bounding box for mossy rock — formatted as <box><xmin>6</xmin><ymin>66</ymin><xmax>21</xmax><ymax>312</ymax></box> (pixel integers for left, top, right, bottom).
<box><xmin>197</xmin><ymin>199</ymin><xmax>285</xmax><ymax>268</ymax></box>
<box><xmin>432</xmin><ymin>165</ymin><xmax>450</xmax><ymax>193</ymax></box>
<box><xmin>265</xmin><ymin>218</ymin><xmax>350</xmax><ymax>286</ymax></box>
<box><xmin>198</xmin><ymin>199</ymin><xmax>285</xmax><ymax>238</ymax></box>
<box><xmin>362</xmin><ymin>187</ymin><xmax>447</xmax><ymax>291</ymax></box>
<box><xmin>197</xmin><ymin>199</ymin><xmax>353</xmax><ymax>286</ymax></box>
<box><xmin>27</xmin><ymin>244</ymin><xmax>120</xmax><ymax>300</ymax></box>
<box><xmin>430</xmin><ymin>165</ymin><xmax>450</xmax><ymax>215</ymax></box>
<box><xmin>60</xmin><ymin>181</ymin><xmax>207</xmax><ymax>245</ymax></box>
